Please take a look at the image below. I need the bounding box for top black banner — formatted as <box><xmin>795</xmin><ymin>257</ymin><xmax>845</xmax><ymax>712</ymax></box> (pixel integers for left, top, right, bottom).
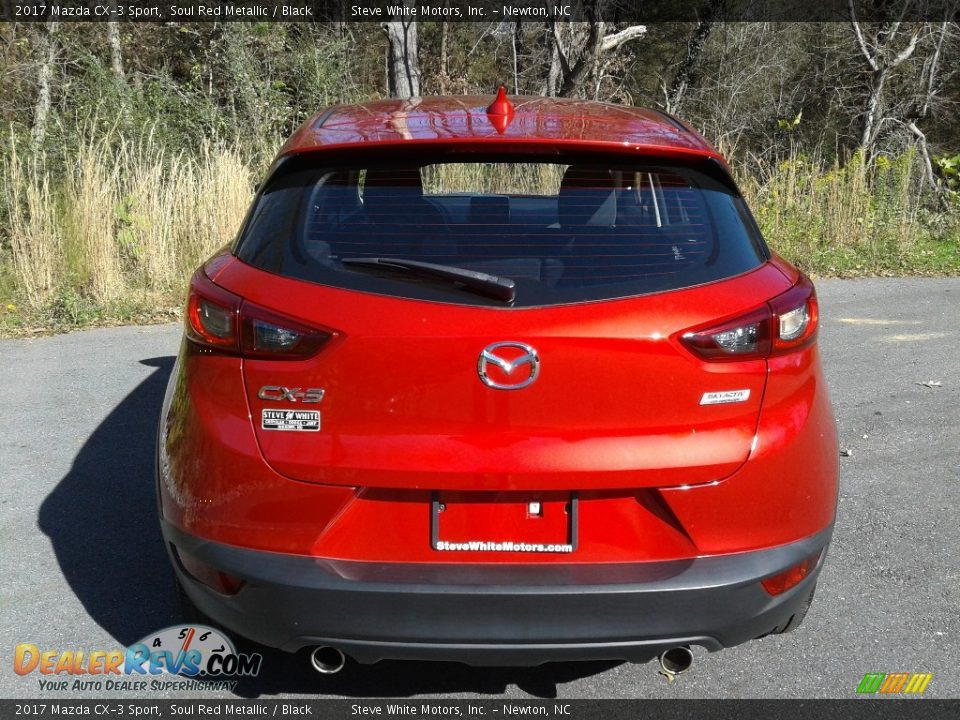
<box><xmin>2</xmin><ymin>0</ymin><xmax>959</xmax><ymax>23</ymax></box>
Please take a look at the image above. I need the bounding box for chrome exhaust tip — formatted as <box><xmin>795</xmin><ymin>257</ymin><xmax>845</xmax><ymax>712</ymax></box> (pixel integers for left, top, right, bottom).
<box><xmin>309</xmin><ymin>646</ymin><xmax>347</xmax><ymax>675</ymax></box>
<box><xmin>657</xmin><ymin>646</ymin><xmax>694</xmax><ymax>682</ymax></box>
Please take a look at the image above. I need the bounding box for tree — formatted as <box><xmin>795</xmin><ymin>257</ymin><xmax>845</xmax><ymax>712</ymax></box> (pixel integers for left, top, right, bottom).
<box><xmin>850</xmin><ymin>0</ymin><xmax>921</xmax><ymax>157</ymax></box>
<box><xmin>665</xmin><ymin>0</ymin><xmax>725</xmax><ymax>115</ymax></box>
<box><xmin>905</xmin><ymin>18</ymin><xmax>956</xmax><ymax>201</ymax></box>
<box><xmin>546</xmin><ymin>12</ymin><xmax>647</xmax><ymax>97</ymax></box>
<box><xmin>383</xmin><ymin>2</ymin><xmax>420</xmax><ymax>99</ymax></box>
<box><xmin>107</xmin><ymin>3</ymin><xmax>124</xmax><ymax>81</ymax></box>
<box><xmin>31</xmin><ymin>20</ymin><xmax>59</xmax><ymax>150</ymax></box>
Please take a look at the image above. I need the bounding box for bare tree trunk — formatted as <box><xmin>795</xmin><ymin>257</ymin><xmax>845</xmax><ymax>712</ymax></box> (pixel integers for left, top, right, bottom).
<box><xmin>512</xmin><ymin>22</ymin><xmax>520</xmax><ymax>94</ymax></box>
<box><xmin>545</xmin><ymin>23</ymin><xmax>562</xmax><ymax>96</ymax></box>
<box><xmin>666</xmin><ymin>0</ymin><xmax>722</xmax><ymax>115</ymax></box>
<box><xmin>440</xmin><ymin>19</ymin><xmax>449</xmax><ymax>92</ymax></box>
<box><xmin>907</xmin><ymin>121</ymin><xmax>941</xmax><ymax>198</ymax></box>
<box><xmin>383</xmin><ymin>5</ymin><xmax>420</xmax><ymax>99</ymax></box>
<box><xmin>850</xmin><ymin>0</ymin><xmax>919</xmax><ymax>159</ymax></box>
<box><xmin>31</xmin><ymin>21</ymin><xmax>59</xmax><ymax>150</ymax></box>
<box><xmin>107</xmin><ymin>6</ymin><xmax>124</xmax><ymax>81</ymax></box>
<box><xmin>556</xmin><ymin>20</ymin><xmax>603</xmax><ymax>97</ymax></box>
<box><xmin>909</xmin><ymin>19</ymin><xmax>952</xmax><ymax>203</ymax></box>
<box><xmin>548</xmin><ymin>10</ymin><xmax>646</xmax><ymax>98</ymax></box>
<box><xmin>860</xmin><ymin>67</ymin><xmax>887</xmax><ymax>151</ymax></box>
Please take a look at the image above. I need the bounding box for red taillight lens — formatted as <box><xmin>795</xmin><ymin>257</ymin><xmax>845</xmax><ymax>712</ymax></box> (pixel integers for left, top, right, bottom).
<box><xmin>185</xmin><ymin>270</ymin><xmax>331</xmax><ymax>359</ymax></box>
<box><xmin>680</xmin><ymin>274</ymin><xmax>818</xmax><ymax>361</ymax></box>
<box><xmin>760</xmin><ymin>550</ymin><xmax>822</xmax><ymax>595</ymax></box>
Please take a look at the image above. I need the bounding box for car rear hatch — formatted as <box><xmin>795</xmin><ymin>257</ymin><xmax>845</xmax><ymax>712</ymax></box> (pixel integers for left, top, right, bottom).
<box><xmin>220</xmin><ymin>152</ymin><xmax>792</xmax><ymax>492</ymax></box>
<box><xmin>218</xmin><ymin>260</ymin><xmax>791</xmax><ymax>491</ymax></box>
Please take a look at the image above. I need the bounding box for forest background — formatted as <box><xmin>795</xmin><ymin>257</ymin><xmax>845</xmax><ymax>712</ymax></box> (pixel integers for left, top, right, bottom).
<box><xmin>1</xmin><ymin>10</ymin><xmax>958</xmax><ymax>331</ymax></box>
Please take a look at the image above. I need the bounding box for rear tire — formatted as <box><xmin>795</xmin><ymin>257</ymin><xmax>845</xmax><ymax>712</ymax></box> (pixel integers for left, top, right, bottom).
<box><xmin>173</xmin><ymin>576</ymin><xmax>268</xmax><ymax>660</ymax></box>
<box><xmin>174</xmin><ymin>576</ymin><xmax>208</xmax><ymax>624</ymax></box>
<box><xmin>775</xmin><ymin>582</ymin><xmax>817</xmax><ymax>634</ymax></box>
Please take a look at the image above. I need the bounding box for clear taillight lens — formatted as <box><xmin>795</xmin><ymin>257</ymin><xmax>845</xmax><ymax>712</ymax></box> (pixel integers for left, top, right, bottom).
<box><xmin>185</xmin><ymin>269</ymin><xmax>331</xmax><ymax>359</ymax></box>
<box><xmin>680</xmin><ymin>274</ymin><xmax>818</xmax><ymax>361</ymax></box>
<box><xmin>769</xmin><ymin>275</ymin><xmax>819</xmax><ymax>353</ymax></box>
<box><xmin>239</xmin><ymin>304</ymin><xmax>331</xmax><ymax>359</ymax></box>
<box><xmin>680</xmin><ymin>307</ymin><xmax>771</xmax><ymax>360</ymax></box>
<box><xmin>778</xmin><ymin>305</ymin><xmax>809</xmax><ymax>341</ymax></box>
<box><xmin>251</xmin><ymin>319</ymin><xmax>300</xmax><ymax>349</ymax></box>
<box><xmin>196</xmin><ymin>299</ymin><xmax>234</xmax><ymax>339</ymax></box>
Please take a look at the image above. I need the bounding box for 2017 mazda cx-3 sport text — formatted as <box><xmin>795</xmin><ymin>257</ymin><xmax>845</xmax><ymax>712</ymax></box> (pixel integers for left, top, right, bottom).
<box><xmin>157</xmin><ymin>90</ymin><xmax>838</xmax><ymax>673</ymax></box>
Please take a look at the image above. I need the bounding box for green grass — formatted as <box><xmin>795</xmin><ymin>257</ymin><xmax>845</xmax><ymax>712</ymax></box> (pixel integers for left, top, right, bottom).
<box><xmin>0</xmin><ymin>287</ymin><xmax>181</xmax><ymax>337</ymax></box>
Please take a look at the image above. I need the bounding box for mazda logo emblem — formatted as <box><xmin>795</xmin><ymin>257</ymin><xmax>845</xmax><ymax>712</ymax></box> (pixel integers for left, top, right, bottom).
<box><xmin>477</xmin><ymin>342</ymin><xmax>540</xmax><ymax>390</ymax></box>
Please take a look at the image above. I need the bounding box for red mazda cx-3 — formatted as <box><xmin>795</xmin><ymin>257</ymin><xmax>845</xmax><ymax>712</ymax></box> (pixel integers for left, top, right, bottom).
<box><xmin>158</xmin><ymin>91</ymin><xmax>837</xmax><ymax>674</ymax></box>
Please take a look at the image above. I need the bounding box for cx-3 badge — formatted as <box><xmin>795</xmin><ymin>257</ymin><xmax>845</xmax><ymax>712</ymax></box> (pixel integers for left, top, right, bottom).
<box><xmin>477</xmin><ymin>342</ymin><xmax>540</xmax><ymax>390</ymax></box>
<box><xmin>258</xmin><ymin>386</ymin><xmax>325</xmax><ymax>403</ymax></box>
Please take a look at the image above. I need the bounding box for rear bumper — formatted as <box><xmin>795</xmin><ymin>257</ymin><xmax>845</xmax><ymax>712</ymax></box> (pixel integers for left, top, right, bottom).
<box><xmin>163</xmin><ymin>520</ymin><xmax>831</xmax><ymax>666</ymax></box>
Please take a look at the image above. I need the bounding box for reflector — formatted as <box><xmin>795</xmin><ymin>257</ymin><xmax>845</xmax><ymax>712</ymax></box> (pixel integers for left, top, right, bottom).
<box><xmin>761</xmin><ymin>550</ymin><xmax>822</xmax><ymax>595</ymax></box>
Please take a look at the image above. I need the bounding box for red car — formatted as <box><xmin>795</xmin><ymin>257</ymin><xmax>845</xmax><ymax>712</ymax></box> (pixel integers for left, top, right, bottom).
<box><xmin>158</xmin><ymin>90</ymin><xmax>837</xmax><ymax>675</ymax></box>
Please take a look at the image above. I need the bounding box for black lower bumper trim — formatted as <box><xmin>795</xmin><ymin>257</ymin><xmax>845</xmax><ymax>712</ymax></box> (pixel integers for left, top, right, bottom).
<box><xmin>162</xmin><ymin>520</ymin><xmax>831</xmax><ymax>665</ymax></box>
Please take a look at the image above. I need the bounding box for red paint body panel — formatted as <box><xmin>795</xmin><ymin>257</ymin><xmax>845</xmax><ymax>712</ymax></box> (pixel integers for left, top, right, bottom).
<box><xmin>157</xmin><ymin>335</ymin><xmax>835</xmax><ymax>563</ymax></box>
<box><xmin>215</xmin><ymin>257</ymin><xmax>790</xmax><ymax>491</ymax></box>
<box><xmin>158</xmin><ymin>345</ymin><xmax>356</xmax><ymax>554</ymax></box>
<box><xmin>158</xmin><ymin>259</ymin><xmax>836</xmax><ymax>563</ymax></box>
<box><xmin>280</xmin><ymin>96</ymin><xmax>721</xmax><ymax>161</ymax></box>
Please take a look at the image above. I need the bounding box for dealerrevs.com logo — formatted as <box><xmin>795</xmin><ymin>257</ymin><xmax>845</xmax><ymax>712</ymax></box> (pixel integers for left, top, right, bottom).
<box><xmin>14</xmin><ymin>625</ymin><xmax>262</xmax><ymax>692</ymax></box>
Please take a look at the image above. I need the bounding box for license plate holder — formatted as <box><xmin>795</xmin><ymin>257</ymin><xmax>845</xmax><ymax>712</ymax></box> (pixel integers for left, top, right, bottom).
<box><xmin>430</xmin><ymin>492</ymin><xmax>578</xmax><ymax>554</ymax></box>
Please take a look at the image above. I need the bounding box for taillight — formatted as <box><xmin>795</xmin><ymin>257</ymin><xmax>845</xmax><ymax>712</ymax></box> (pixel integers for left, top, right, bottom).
<box><xmin>240</xmin><ymin>304</ymin><xmax>331</xmax><ymax>359</ymax></box>
<box><xmin>769</xmin><ymin>275</ymin><xmax>819</xmax><ymax>353</ymax></box>
<box><xmin>185</xmin><ymin>269</ymin><xmax>331</xmax><ymax>359</ymax></box>
<box><xmin>680</xmin><ymin>307</ymin><xmax>771</xmax><ymax>360</ymax></box>
<box><xmin>186</xmin><ymin>273</ymin><xmax>240</xmax><ymax>349</ymax></box>
<box><xmin>680</xmin><ymin>275</ymin><xmax>818</xmax><ymax>361</ymax></box>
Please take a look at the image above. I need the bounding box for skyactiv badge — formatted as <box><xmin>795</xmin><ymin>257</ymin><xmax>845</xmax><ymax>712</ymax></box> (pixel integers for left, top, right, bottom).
<box><xmin>699</xmin><ymin>389</ymin><xmax>751</xmax><ymax>405</ymax></box>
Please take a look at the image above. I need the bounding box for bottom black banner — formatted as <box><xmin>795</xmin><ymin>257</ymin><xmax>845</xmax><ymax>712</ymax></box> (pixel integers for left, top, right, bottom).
<box><xmin>1</xmin><ymin>700</ymin><xmax>958</xmax><ymax>720</ymax></box>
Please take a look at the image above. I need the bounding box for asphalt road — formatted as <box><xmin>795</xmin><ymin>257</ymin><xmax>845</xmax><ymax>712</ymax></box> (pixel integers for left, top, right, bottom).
<box><xmin>1</xmin><ymin>278</ymin><xmax>958</xmax><ymax>700</ymax></box>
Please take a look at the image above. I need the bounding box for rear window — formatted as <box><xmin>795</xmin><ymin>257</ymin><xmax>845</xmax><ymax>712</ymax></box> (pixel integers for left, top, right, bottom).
<box><xmin>235</xmin><ymin>156</ymin><xmax>768</xmax><ymax>308</ymax></box>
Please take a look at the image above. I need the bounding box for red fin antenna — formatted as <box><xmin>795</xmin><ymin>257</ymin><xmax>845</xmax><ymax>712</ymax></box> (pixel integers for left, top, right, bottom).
<box><xmin>487</xmin><ymin>86</ymin><xmax>515</xmax><ymax>117</ymax></box>
<box><xmin>486</xmin><ymin>86</ymin><xmax>515</xmax><ymax>134</ymax></box>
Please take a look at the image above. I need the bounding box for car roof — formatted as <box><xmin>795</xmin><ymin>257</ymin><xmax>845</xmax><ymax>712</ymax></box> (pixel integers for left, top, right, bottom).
<box><xmin>279</xmin><ymin>94</ymin><xmax>723</xmax><ymax>162</ymax></box>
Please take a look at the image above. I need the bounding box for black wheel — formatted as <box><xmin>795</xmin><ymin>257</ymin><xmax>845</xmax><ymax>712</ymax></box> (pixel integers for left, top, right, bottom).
<box><xmin>775</xmin><ymin>582</ymin><xmax>817</xmax><ymax>634</ymax></box>
<box><xmin>173</xmin><ymin>577</ymin><xmax>266</xmax><ymax>659</ymax></box>
<box><xmin>174</xmin><ymin>576</ymin><xmax>209</xmax><ymax>625</ymax></box>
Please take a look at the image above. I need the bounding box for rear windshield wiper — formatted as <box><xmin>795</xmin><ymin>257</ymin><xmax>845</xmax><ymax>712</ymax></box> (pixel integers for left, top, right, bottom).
<box><xmin>341</xmin><ymin>257</ymin><xmax>516</xmax><ymax>304</ymax></box>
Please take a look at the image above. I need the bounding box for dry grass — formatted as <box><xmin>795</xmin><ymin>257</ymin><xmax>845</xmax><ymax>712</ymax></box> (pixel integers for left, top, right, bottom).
<box><xmin>423</xmin><ymin>162</ymin><xmax>566</xmax><ymax>195</ymax></box>
<box><xmin>68</xmin><ymin>138</ymin><xmax>123</xmax><ymax>301</ymax></box>
<box><xmin>1</xmin><ymin>134</ymin><xmax>254</xmax><ymax>312</ymax></box>
<box><xmin>736</xmin><ymin>149</ymin><xmax>938</xmax><ymax>274</ymax></box>
<box><xmin>173</xmin><ymin>145</ymin><xmax>253</xmax><ymax>280</ymax></box>
<box><xmin>1</xmin><ymin>141</ymin><xmax>955</xmax><ymax>330</ymax></box>
<box><xmin>3</xmin><ymin>142</ymin><xmax>61</xmax><ymax>308</ymax></box>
